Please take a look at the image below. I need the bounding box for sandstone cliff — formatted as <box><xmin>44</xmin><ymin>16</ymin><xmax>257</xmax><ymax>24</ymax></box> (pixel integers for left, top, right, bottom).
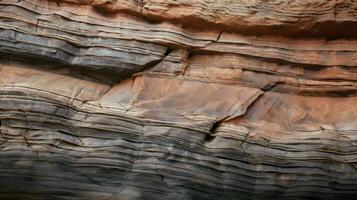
<box><xmin>0</xmin><ymin>0</ymin><xmax>357</xmax><ymax>199</ymax></box>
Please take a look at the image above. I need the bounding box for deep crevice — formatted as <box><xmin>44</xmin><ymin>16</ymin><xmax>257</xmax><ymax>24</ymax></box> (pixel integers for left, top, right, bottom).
<box><xmin>205</xmin><ymin>116</ymin><xmax>231</xmax><ymax>142</ymax></box>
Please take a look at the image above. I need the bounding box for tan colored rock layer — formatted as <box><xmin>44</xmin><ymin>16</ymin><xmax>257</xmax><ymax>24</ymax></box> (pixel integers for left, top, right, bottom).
<box><xmin>0</xmin><ymin>0</ymin><xmax>357</xmax><ymax>200</ymax></box>
<box><xmin>60</xmin><ymin>0</ymin><xmax>357</xmax><ymax>37</ymax></box>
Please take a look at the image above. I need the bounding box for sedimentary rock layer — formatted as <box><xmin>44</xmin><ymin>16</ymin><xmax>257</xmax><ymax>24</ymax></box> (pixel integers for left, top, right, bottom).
<box><xmin>0</xmin><ymin>0</ymin><xmax>357</xmax><ymax>200</ymax></box>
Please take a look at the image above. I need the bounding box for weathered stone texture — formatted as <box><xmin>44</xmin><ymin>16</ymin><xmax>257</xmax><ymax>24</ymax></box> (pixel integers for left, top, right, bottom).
<box><xmin>0</xmin><ymin>0</ymin><xmax>357</xmax><ymax>199</ymax></box>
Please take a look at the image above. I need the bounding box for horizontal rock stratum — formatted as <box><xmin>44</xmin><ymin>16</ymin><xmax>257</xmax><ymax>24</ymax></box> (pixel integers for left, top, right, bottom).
<box><xmin>0</xmin><ymin>0</ymin><xmax>357</xmax><ymax>199</ymax></box>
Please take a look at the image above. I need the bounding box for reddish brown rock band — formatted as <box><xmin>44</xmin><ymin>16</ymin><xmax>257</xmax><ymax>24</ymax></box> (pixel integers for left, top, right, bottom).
<box><xmin>0</xmin><ymin>0</ymin><xmax>357</xmax><ymax>199</ymax></box>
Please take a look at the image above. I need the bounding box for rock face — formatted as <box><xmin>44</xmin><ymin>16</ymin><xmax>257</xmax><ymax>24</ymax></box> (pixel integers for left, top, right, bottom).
<box><xmin>0</xmin><ymin>0</ymin><xmax>357</xmax><ymax>199</ymax></box>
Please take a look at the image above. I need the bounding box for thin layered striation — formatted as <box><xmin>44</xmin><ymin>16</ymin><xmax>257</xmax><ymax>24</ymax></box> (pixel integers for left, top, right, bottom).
<box><xmin>0</xmin><ymin>0</ymin><xmax>357</xmax><ymax>200</ymax></box>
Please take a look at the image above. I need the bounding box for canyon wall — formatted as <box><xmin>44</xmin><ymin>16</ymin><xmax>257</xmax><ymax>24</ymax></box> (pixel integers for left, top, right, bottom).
<box><xmin>0</xmin><ymin>0</ymin><xmax>357</xmax><ymax>199</ymax></box>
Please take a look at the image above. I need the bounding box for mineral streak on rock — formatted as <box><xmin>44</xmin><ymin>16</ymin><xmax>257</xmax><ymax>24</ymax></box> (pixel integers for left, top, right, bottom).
<box><xmin>0</xmin><ymin>0</ymin><xmax>357</xmax><ymax>199</ymax></box>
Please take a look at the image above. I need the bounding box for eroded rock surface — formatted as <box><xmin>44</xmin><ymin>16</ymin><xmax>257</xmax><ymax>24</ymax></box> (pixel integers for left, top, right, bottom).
<box><xmin>0</xmin><ymin>0</ymin><xmax>357</xmax><ymax>199</ymax></box>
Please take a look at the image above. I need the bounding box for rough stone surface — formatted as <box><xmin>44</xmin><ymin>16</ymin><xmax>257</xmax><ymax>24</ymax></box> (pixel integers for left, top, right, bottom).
<box><xmin>0</xmin><ymin>0</ymin><xmax>357</xmax><ymax>199</ymax></box>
